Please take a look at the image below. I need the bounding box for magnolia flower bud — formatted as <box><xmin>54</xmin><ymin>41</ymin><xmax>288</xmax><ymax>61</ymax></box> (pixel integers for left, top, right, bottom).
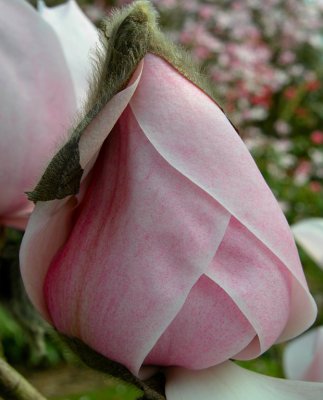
<box><xmin>20</xmin><ymin>2</ymin><xmax>323</xmax><ymax>399</ymax></box>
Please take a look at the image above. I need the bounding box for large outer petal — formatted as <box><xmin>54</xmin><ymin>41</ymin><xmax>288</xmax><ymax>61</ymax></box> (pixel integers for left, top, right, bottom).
<box><xmin>130</xmin><ymin>54</ymin><xmax>316</xmax><ymax>342</ymax></box>
<box><xmin>283</xmin><ymin>327</ymin><xmax>323</xmax><ymax>382</ymax></box>
<box><xmin>20</xmin><ymin>63</ymin><xmax>143</xmax><ymax>320</ymax></box>
<box><xmin>292</xmin><ymin>219</ymin><xmax>323</xmax><ymax>269</ymax></box>
<box><xmin>44</xmin><ymin>106</ymin><xmax>232</xmax><ymax>375</ymax></box>
<box><xmin>38</xmin><ymin>0</ymin><xmax>100</xmax><ymax>110</ymax></box>
<box><xmin>166</xmin><ymin>361</ymin><xmax>323</xmax><ymax>400</ymax></box>
<box><xmin>0</xmin><ymin>0</ymin><xmax>76</xmax><ymax>227</ymax></box>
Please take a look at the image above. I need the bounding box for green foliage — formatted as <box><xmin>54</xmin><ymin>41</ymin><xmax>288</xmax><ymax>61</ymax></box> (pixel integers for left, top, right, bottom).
<box><xmin>52</xmin><ymin>383</ymin><xmax>140</xmax><ymax>400</ymax></box>
<box><xmin>0</xmin><ymin>305</ymin><xmax>70</xmax><ymax>367</ymax></box>
<box><xmin>0</xmin><ymin>306</ymin><xmax>26</xmax><ymax>362</ymax></box>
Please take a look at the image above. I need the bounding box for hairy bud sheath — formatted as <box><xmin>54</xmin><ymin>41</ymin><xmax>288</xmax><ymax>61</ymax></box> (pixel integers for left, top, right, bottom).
<box><xmin>27</xmin><ymin>0</ymin><xmax>223</xmax><ymax>202</ymax></box>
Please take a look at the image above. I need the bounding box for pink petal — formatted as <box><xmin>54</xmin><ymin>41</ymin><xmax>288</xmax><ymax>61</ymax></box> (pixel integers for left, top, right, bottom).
<box><xmin>166</xmin><ymin>361</ymin><xmax>323</xmax><ymax>400</ymax></box>
<box><xmin>0</xmin><ymin>0</ymin><xmax>76</xmax><ymax>227</ymax></box>
<box><xmin>38</xmin><ymin>0</ymin><xmax>100</xmax><ymax>110</ymax></box>
<box><xmin>283</xmin><ymin>327</ymin><xmax>323</xmax><ymax>382</ymax></box>
<box><xmin>292</xmin><ymin>219</ymin><xmax>323</xmax><ymax>269</ymax></box>
<box><xmin>44</xmin><ymin>106</ymin><xmax>231</xmax><ymax>374</ymax></box>
<box><xmin>207</xmin><ymin>216</ymin><xmax>291</xmax><ymax>359</ymax></box>
<box><xmin>144</xmin><ymin>274</ymin><xmax>255</xmax><ymax>369</ymax></box>
<box><xmin>20</xmin><ymin>62</ymin><xmax>143</xmax><ymax>320</ymax></box>
<box><xmin>130</xmin><ymin>54</ymin><xmax>316</xmax><ymax>341</ymax></box>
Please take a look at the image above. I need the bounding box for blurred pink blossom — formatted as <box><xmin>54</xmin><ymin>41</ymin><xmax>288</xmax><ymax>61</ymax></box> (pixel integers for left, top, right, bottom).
<box><xmin>310</xmin><ymin>131</ymin><xmax>323</xmax><ymax>145</ymax></box>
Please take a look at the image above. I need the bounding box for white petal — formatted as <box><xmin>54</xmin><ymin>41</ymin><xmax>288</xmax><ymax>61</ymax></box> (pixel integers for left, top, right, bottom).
<box><xmin>20</xmin><ymin>197</ymin><xmax>77</xmax><ymax>321</ymax></box>
<box><xmin>292</xmin><ymin>219</ymin><xmax>323</xmax><ymax>268</ymax></box>
<box><xmin>38</xmin><ymin>0</ymin><xmax>100</xmax><ymax>109</ymax></box>
<box><xmin>283</xmin><ymin>327</ymin><xmax>323</xmax><ymax>381</ymax></box>
<box><xmin>166</xmin><ymin>361</ymin><xmax>323</xmax><ymax>400</ymax></box>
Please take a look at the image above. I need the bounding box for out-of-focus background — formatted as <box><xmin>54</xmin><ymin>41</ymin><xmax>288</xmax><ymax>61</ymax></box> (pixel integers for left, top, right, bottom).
<box><xmin>1</xmin><ymin>0</ymin><xmax>323</xmax><ymax>399</ymax></box>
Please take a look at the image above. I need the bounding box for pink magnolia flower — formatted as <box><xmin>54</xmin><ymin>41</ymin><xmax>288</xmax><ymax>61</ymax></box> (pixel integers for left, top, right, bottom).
<box><xmin>0</xmin><ymin>0</ymin><xmax>98</xmax><ymax>230</ymax></box>
<box><xmin>20</xmin><ymin>1</ymin><xmax>323</xmax><ymax>398</ymax></box>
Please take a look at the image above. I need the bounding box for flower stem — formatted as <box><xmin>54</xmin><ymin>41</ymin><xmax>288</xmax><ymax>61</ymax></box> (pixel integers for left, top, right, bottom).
<box><xmin>0</xmin><ymin>358</ymin><xmax>47</xmax><ymax>400</ymax></box>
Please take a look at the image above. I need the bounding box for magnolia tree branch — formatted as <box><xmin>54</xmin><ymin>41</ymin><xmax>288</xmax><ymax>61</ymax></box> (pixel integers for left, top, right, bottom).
<box><xmin>0</xmin><ymin>358</ymin><xmax>47</xmax><ymax>400</ymax></box>
<box><xmin>64</xmin><ymin>337</ymin><xmax>166</xmax><ymax>400</ymax></box>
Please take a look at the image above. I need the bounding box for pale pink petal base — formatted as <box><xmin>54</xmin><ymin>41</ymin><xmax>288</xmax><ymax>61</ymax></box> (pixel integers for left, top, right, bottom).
<box><xmin>283</xmin><ymin>327</ymin><xmax>323</xmax><ymax>382</ymax></box>
<box><xmin>292</xmin><ymin>219</ymin><xmax>323</xmax><ymax>269</ymax></box>
<box><xmin>165</xmin><ymin>361</ymin><xmax>323</xmax><ymax>400</ymax></box>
